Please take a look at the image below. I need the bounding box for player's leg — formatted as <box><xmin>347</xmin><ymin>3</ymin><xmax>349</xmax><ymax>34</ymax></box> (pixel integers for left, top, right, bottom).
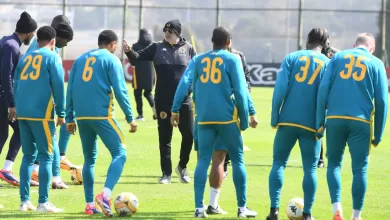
<box><xmin>223</xmin><ymin>152</ymin><xmax>230</xmax><ymax>178</ymax></box>
<box><xmin>317</xmin><ymin>140</ymin><xmax>325</xmax><ymax>168</ymax></box>
<box><xmin>32</xmin><ymin>120</ymin><xmax>63</xmax><ymax>212</ymax></box>
<box><xmin>194</xmin><ymin>124</ymin><xmax>216</xmax><ymax>217</ymax></box>
<box><xmin>156</xmin><ymin>102</ymin><xmax>173</xmax><ymax>183</ymax></box>
<box><xmin>219</xmin><ymin>123</ymin><xmax>257</xmax><ymax>218</ymax></box>
<box><xmin>76</xmin><ymin>120</ymin><xmax>101</xmax><ymax>215</ymax></box>
<box><xmin>176</xmin><ymin>102</ymin><xmax>194</xmax><ymax>183</ymax></box>
<box><xmin>326</xmin><ymin>119</ymin><xmax>348</xmax><ymax>219</ymax></box>
<box><xmin>347</xmin><ymin>120</ymin><xmax>370</xmax><ymax>220</ymax></box>
<box><xmin>0</xmin><ymin>119</ymin><xmax>21</xmax><ymax>186</ymax></box>
<box><xmin>0</xmin><ymin>100</ymin><xmax>9</xmax><ymax>154</ymax></box>
<box><xmin>134</xmin><ymin>88</ymin><xmax>143</xmax><ymax>120</ymax></box>
<box><xmin>298</xmin><ymin>129</ymin><xmax>321</xmax><ymax>218</ymax></box>
<box><xmin>95</xmin><ymin>119</ymin><xmax>127</xmax><ymax>217</ymax></box>
<box><xmin>58</xmin><ymin>123</ymin><xmax>77</xmax><ymax>171</ymax></box>
<box><xmin>267</xmin><ymin>126</ymin><xmax>298</xmax><ymax>220</ymax></box>
<box><xmin>50</xmin><ymin>134</ymin><xmax>69</xmax><ymax>189</ymax></box>
<box><xmin>143</xmin><ymin>89</ymin><xmax>156</xmax><ymax>119</ymax></box>
<box><xmin>18</xmin><ymin>120</ymin><xmax>38</xmax><ymax>212</ymax></box>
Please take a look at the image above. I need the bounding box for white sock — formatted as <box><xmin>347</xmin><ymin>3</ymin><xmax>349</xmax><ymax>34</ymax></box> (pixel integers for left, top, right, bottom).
<box><xmin>22</xmin><ymin>200</ymin><xmax>30</xmax><ymax>205</ymax></box>
<box><xmin>209</xmin><ymin>187</ymin><xmax>220</xmax><ymax>208</ymax></box>
<box><xmin>103</xmin><ymin>187</ymin><xmax>112</xmax><ymax>199</ymax></box>
<box><xmin>32</xmin><ymin>164</ymin><xmax>39</xmax><ymax>173</ymax></box>
<box><xmin>87</xmin><ymin>202</ymin><xmax>94</xmax><ymax>207</ymax></box>
<box><xmin>352</xmin><ymin>209</ymin><xmax>361</xmax><ymax>219</ymax></box>
<box><xmin>39</xmin><ymin>202</ymin><xmax>48</xmax><ymax>206</ymax></box>
<box><xmin>332</xmin><ymin>202</ymin><xmax>342</xmax><ymax>215</ymax></box>
<box><xmin>52</xmin><ymin>176</ymin><xmax>62</xmax><ymax>183</ymax></box>
<box><xmin>60</xmin><ymin>156</ymin><xmax>66</xmax><ymax>161</ymax></box>
<box><xmin>239</xmin><ymin>207</ymin><xmax>246</xmax><ymax>212</ymax></box>
<box><xmin>2</xmin><ymin>160</ymin><xmax>14</xmax><ymax>171</ymax></box>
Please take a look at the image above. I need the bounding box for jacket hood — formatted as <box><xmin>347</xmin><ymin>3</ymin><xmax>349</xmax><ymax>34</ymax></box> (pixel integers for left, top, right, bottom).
<box><xmin>137</xmin><ymin>28</ymin><xmax>153</xmax><ymax>46</ymax></box>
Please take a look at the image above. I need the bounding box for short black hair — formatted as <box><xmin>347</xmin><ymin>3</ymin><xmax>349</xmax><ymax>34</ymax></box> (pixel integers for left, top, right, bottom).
<box><xmin>98</xmin><ymin>30</ymin><xmax>118</xmax><ymax>46</ymax></box>
<box><xmin>37</xmin><ymin>26</ymin><xmax>56</xmax><ymax>43</ymax></box>
<box><xmin>212</xmin><ymin>26</ymin><xmax>231</xmax><ymax>47</ymax></box>
<box><xmin>307</xmin><ymin>28</ymin><xmax>330</xmax><ymax>48</ymax></box>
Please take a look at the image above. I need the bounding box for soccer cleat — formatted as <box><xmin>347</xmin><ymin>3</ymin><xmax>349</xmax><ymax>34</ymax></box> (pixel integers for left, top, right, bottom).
<box><xmin>31</xmin><ymin>171</ymin><xmax>39</xmax><ymax>183</ymax></box>
<box><xmin>158</xmin><ymin>175</ymin><xmax>171</xmax><ymax>184</ymax></box>
<box><xmin>317</xmin><ymin>159</ymin><xmax>325</xmax><ymax>168</ymax></box>
<box><xmin>135</xmin><ymin>115</ymin><xmax>145</xmax><ymax>121</ymax></box>
<box><xmin>175</xmin><ymin>165</ymin><xmax>190</xmax><ymax>183</ymax></box>
<box><xmin>194</xmin><ymin>208</ymin><xmax>208</xmax><ymax>218</ymax></box>
<box><xmin>266</xmin><ymin>208</ymin><xmax>279</xmax><ymax>220</ymax></box>
<box><xmin>0</xmin><ymin>170</ymin><xmax>20</xmax><ymax>186</ymax></box>
<box><xmin>60</xmin><ymin>158</ymin><xmax>77</xmax><ymax>171</ymax></box>
<box><xmin>95</xmin><ymin>192</ymin><xmax>114</xmax><ymax>217</ymax></box>
<box><xmin>238</xmin><ymin>207</ymin><xmax>257</xmax><ymax>218</ymax></box>
<box><xmin>333</xmin><ymin>210</ymin><xmax>344</xmax><ymax>220</ymax></box>
<box><xmin>36</xmin><ymin>203</ymin><xmax>64</xmax><ymax>213</ymax></box>
<box><xmin>206</xmin><ymin>205</ymin><xmax>228</xmax><ymax>215</ymax></box>
<box><xmin>303</xmin><ymin>212</ymin><xmax>315</xmax><ymax>220</ymax></box>
<box><xmin>52</xmin><ymin>181</ymin><xmax>69</xmax><ymax>189</ymax></box>
<box><xmin>19</xmin><ymin>201</ymin><xmax>37</xmax><ymax>212</ymax></box>
<box><xmin>84</xmin><ymin>204</ymin><xmax>101</xmax><ymax>215</ymax></box>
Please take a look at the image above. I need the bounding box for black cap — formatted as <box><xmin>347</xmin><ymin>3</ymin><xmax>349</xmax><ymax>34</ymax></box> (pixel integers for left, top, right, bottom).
<box><xmin>51</xmin><ymin>15</ymin><xmax>71</xmax><ymax>27</ymax></box>
<box><xmin>98</xmin><ymin>30</ymin><xmax>118</xmax><ymax>45</ymax></box>
<box><xmin>15</xmin><ymin>11</ymin><xmax>38</xmax><ymax>34</ymax></box>
<box><xmin>212</xmin><ymin>26</ymin><xmax>231</xmax><ymax>46</ymax></box>
<box><xmin>163</xmin><ymin>19</ymin><xmax>181</xmax><ymax>36</ymax></box>
<box><xmin>54</xmin><ymin>22</ymin><xmax>73</xmax><ymax>40</ymax></box>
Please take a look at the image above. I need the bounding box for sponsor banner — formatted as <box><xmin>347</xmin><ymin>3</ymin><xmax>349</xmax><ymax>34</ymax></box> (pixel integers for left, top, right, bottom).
<box><xmin>62</xmin><ymin>60</ymin><xmax>390</xmax><ymax>91</ymax></box>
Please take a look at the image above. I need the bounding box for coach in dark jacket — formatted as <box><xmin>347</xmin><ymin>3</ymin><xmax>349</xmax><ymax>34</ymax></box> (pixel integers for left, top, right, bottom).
<box><xmin>124</xmin><ymin>19</ymin><xmax>195</xmax><ymax>184</ymax></box>
<box><xmin>130</xmin><ymin>29</ymin><xmax>156</xmax><ymax>121</ymax></box>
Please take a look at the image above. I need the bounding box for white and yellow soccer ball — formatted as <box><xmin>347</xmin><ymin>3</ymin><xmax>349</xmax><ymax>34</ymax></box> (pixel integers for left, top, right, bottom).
<box><xmin>70</xmin><ymin>168</ymin><xmax>83</xmax><ymax>185</ymax></box>
<box><xmin>114</xmin><ymin>192</ymin><xmax>139</xmax><ymax>217</ymax></box>
<box><xmin>286</xmin><ymin>198</ymin><xmax>304</xmax><ymax>220</ymax></box>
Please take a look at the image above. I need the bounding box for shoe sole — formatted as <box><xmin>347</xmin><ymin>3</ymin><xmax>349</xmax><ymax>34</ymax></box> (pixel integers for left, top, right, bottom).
<box><xmin>95</xmin><ymin>197</ymin><xmax>113</xmax><ymax>217</ymax></box>
<box><xmin>0</xmin><ymin>173</ymin><xmax>19</xmax><ymax>187</ymax></box>
<box><xmin>175</xmin><ymin>167</ymin><xmax>190</xmax><ymax>184</ymax></box>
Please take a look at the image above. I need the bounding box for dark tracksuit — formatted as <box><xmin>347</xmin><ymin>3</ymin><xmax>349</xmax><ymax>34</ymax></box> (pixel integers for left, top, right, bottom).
<box><xmin>224</xmin><ymin>48</ymin><xmax>251</xmax><ymax>171</ymax></box>
<box><xmin>0</xmin><ymin>33</ymin><xmax>22</xmax><ymax>162</ymax></box>
<box><xmin>125</xmin><ymin>38</ymin><xmax>196</xmax><ymax>176</ymax></box>
<box><xmin>130</xmin><ymin>29</ymin><xmax>155</xmax><ymax>117</ymax></box>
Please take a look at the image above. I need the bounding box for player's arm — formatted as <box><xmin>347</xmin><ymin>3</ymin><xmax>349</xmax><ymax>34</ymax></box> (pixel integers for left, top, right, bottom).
<box><xmin>271</xmin><ymin>56</ymin><xmax>291</xmax><ymax>128</ymax></box>
<box><xmin>248</xmin><ymin>91</ymin><xmax>256</xmax><ymax>116</ymax></box>
<box><xmin>316</xmin><ymin>58</ymin><xmax>336</xmax><ymax>138</ymax></box>
<box><xmin>49</xmin><ymin>55</ymin><xmax>66</xmax><ymax>119</ymax></box>
<box><xmin>171</xmin><ymin>56</ymin><xmax>196</xmax><ymax>114</ymax></box>
<box><xmin>125</xmin><ymin>42</ymin><xmax>156</xmax><ymax>62</ymax></box>
<box><xmin>230</xmin><ymin>56</ymin><xmax>249</xmax><ymax>131</ymax></box>
<box><xmin>65</xmin><ymin>62</ymin><xmax>76</xmax><ymax>124</ymax></box>
<box><xmin>1</xmin><ymin>43</ymin><xmax>17</xmax><ymax>108</ymax></box>
<box><xmin>108</xmin><ymin>58</ymin><xmax>134</xmax><ymax>124</ymax></box>
<box><xmin>372</xmin><ymin>61</ymin><xmax>389</xmax><ymax>146</ymax></box>
<box><xmin>239</xmin><ymin>52</ymin><xmax>251</xmax><ymax>92</ymax></box>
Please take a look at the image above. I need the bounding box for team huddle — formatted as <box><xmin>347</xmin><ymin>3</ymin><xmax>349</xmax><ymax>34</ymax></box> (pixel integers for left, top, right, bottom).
<box><xmin>0</xmin><ymin>11</ymin><xmax>388</xmax><ymax>220</ymax></box>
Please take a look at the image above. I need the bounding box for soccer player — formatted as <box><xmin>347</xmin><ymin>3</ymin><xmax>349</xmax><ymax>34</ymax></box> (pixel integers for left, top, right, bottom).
<box><xmin>171</xmin><ymin>44</ymin><xmax>257</xmax><ymax>216</ymax></box>
<box><xmin>267</xmin><ymin>28</ymin><xmax>331</xmax><ymax>220</ymax></box>
<box><xmin>190</xmin><ymin>26</ymin><xmax>257</xmax><ymax>218</ymax></box>
<box><xmin>66</xmin><ymin>30</ymin><xmax>137</xmax><ymax>217</ymax></box>
<box><xmin>27</xmin><ymin>15</ymin><xmax>74</xmax><ymax>189</ymax></box>
<box><xmin>0</xmin><ymin>11</ymin><xmax>37</xmax><ymax>187</ymax></box>
<box><xmin>316</xmin><ymin>33</ymin><xmax>388</xmax><ymax>220</ymax></box>
<box><xmin>124</xmin><ymin>19</ymin><xmax>195</xmax><ymax>184</ymax></box>
<box><xmin>15</xmin><ymin>26</ymin><xmax>65</xmax><ymax>212</ymax></box>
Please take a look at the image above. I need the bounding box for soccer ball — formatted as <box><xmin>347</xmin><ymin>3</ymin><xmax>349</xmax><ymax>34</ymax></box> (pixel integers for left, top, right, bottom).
<box><xmin>70</xmin><ymin>168</ymin><xmax>83</xmax><ymax>185</ymax></box>
<box><xmin>114</xmin><ymin>192</ymin><xmax>139</xmax><ymax>217</ymax></box>
<box><xmin>286</xmin><ymin>198</ymin><xmax>304</xmax><ymax>220</ymax></box>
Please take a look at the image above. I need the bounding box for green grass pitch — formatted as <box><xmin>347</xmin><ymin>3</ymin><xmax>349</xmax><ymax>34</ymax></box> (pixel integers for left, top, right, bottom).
<box><xmin>0</xmin><ymin>86</ymin><xmax>389</xmax><ymax>219</ymax></box>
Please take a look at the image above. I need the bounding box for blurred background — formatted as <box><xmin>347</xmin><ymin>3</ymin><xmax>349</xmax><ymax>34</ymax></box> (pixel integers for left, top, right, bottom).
<box><xmin>0</xmin><ymin>0</ymin><xmax>389</xmax><ymax>84</ymax></box>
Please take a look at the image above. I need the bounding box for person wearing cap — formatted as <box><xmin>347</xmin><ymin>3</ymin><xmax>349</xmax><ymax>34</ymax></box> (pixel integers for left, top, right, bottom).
<box><xmin>124</xmin><ymin>19</ymin><xmax>196</xmax><ymax>184</ymax></box>
<box><xmin>129</xmin><ymin>28</ymin><xmax>157</xmax><ymax>121</ymax></box>
<box><xmin>26</xmin><ymin>15</ymin><xmax>75</xmax><ymax>190</ymax></box>
<box><xmin>0</xmin><ymin>11</ymin><xmax>37</xmax><ymax>187</ymax></box>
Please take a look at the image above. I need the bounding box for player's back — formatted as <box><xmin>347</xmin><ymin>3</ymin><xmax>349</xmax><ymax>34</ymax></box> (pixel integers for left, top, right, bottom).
<box><xmin>70</xmin><ymin>48</ymin><xmax>121</xmax><ymax>119</ymax></box>
<box><xmin>326</xmin><ymin>47</ymin><xmax>384</xmax><ymax>121</ymax></box>
<box><xmin>193</xmin><ymin>49</ymin><xmax>244</xmax><ymax>124</ymax></box>
<box><xmin>278</xmin><ymin>50</ymin><xmax>329</xmax><ymax>131</ymax></box>
<box><xmin>14</xmin><ymin>48</ymin><xmax>62</xmax><ymax>119</ymax></box>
